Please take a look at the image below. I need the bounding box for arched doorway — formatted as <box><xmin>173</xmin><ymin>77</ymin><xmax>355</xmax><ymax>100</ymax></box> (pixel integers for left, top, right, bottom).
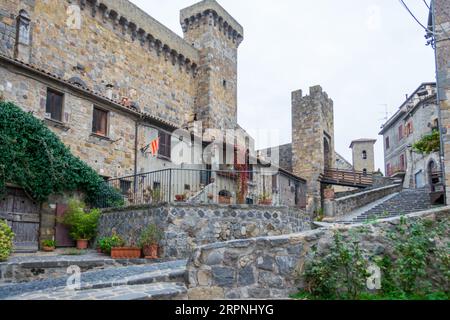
<box><xmin>323</xmin><ymin>137</ymin><xmax>332</xmax><ymax>170</ymax></box>
<box><xmin>428</xmin><ymin>160</ymin><xmax>437</xmax><ymax>191</ymax></box>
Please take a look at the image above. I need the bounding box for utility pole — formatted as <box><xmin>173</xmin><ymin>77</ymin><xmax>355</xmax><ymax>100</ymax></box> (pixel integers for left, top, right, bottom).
<box><xmin>431</xmin><ymin>0</ymin><xmax>450</xmax><ymax>204</ymax></box>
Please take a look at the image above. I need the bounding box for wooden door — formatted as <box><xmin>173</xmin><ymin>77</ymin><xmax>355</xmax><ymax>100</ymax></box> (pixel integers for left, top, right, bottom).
<box><xmin>55</xmin><ymin>203</ymin><xmax>75</xmax><ymax>247</ymax></box>
<box><xmin>0</xmin><ymin>188</ymin><xmax>40</xmax><ymax>253</ymax></box>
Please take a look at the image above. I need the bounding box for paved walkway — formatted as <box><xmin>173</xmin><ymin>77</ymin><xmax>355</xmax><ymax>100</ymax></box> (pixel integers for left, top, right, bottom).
<box><xmin>0</xmin><ymin>260</ymin><xmax>187</xmax><ymax>300</ymax></box>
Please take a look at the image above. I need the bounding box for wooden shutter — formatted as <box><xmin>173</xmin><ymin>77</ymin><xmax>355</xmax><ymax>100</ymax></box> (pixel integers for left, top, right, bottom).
<box><xmin>46</xmin><ymin>89</ymin><xmax>63</xmax><ymax>121</ymax></box>
<box><xmin>92</xmin><ymin>107</ymin><xmax>108</xmax><ymax>136</ymax></box>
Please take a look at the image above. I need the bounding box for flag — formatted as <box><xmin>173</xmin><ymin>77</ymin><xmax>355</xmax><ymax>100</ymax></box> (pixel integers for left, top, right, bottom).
<box><xmin>150</xmin><ymin>137</ymin><xmax>160</xmax><ymax>156</ymax></box>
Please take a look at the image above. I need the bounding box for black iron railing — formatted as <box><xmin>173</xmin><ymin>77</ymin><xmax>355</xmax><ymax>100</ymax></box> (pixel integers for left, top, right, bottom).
<box><xmin>96</xmin><ymin>168</ymin><xmax>307</xmax><ymax>209</ymax></box>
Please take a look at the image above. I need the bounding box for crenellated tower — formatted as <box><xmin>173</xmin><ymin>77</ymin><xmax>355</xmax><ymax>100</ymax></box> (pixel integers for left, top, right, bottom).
<box><xmin>180</xmin><ymin>0</ymin><xmax>243</xmax><ymax>130</ymax></box>
<box><xmin>291</xmin><ymin>86</ymin><xmax>335</xmax><ymax>213</ymax></box>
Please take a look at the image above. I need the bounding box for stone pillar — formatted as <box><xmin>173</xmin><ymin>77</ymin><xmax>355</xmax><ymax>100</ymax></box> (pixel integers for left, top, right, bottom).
<box><xmin>291</xmin><ymin>86</ymin><xmax>335</xmax><ymax>214</ymax></box>
<box><xmin>433</xmin><ymin>0</ymin><xmax>450</xmax><ymax>203</ymax></box>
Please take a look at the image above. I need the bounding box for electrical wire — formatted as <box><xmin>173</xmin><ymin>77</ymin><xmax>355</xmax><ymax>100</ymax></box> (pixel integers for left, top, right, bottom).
<box><xmin>398</xmin><ymin>0</ymin><xmax>433</xmax><ymax>33</ymax></box>
<box><xmin>423</xmin><ymin>0</ymin><xmax>430</xmax><ymax>9</ymax></box>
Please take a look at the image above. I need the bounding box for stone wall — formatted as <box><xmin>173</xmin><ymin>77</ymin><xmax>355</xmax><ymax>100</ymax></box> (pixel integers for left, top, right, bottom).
<box><xmin>97</xmin><ymin>203</ymin><xmax>311</xmax><ymax>259</ymax></box>
<box><xmin>186</xmin><ymin>207</ymin><xmax>449</xmax><ymax>300</ymax></box>
<box><xmin>434</xmin><ymin>0</ymin><xmax>450</xmax><ymax>202</ymax></box>
<box><xmin>291</xmin><ymin>86</ymin><xmax>335</xmax><ymax>213</ymax></box>
<box><xmin>330</xmin><ymin>184</ymin><xmax>403</xmax><ymax>217</ymax></box>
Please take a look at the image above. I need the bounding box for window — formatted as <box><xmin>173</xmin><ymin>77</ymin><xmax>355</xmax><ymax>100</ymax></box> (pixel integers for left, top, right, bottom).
<box><xmin>92</xmin><ymin>107</ymin><xmax>108</xmax><ymax>136</ymax></box>
<box><xmin>398</xmin><ymin>125</ymin><xmax>404</xmax><ymax>141</ymax></box>
<box><xmin>363</xmin><ymin>169</ymin><xmax>368</xmax><ymax>176</ymax></box>
<box><xmin>45</xmin><ymin>88</ymin><xmax>64</xmax><ymax>121</ymax></box>
<box><xmin>362</xmin><ymin>150</ymin><xmax>367</xmax><ymax>160</ymax></box>
<box><xmin>385</xmin><ymin>137</ymin><xmax>390</xmax><ymax>150</ymax></box>
<box><xmin>158</xmin><ymin>131</ymin><xmax>171</xmax><ymax>159</ymax></box>
<box><xmin>406</xmin><ymin>121</ymin><xmax>413</xmax><ymax>136</ymax></box>
<box><xmin>400</xmin><ymin>154</ymin><xmax>406</xmax><ymax>171</ymax></box>
<box><xmin>119</xmin><ymin>179</ymin><xmax>132</xmax><ymax>194</ymax></box>
<box><xmin>387</xmin><ymin>163</ymin><xmax>392</xmax><ymax>176</ymax></box>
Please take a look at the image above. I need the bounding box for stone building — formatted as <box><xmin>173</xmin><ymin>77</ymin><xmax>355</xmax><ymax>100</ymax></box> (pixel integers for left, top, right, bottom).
<box><xmin>0</xmin><ymin>0</ymin><xmax>309</xmax><ymax>250</ymax></box>
<box><xmin>380</xmin><ymin>83</ymin><xmax>441</xmax><ymax>190</ymax></box>
<box><xmin>350</xmin><ymin>139</ymin><xmax>377</xmax><ymax>174</ymax></box>
<box><xmin>432</xmin><ymin>0</ymin><xmax>450</xmax><ymax>203</ymax></box>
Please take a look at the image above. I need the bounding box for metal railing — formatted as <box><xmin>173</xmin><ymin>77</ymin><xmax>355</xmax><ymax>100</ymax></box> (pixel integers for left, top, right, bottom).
<box><xmin>96</xmin><ymin>168</ymin><xmax>307</xmax><ymax>209</ymax></box>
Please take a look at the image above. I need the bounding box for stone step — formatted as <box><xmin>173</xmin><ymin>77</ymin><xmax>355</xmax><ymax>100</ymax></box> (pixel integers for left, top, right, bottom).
<box><xmin>6</xmin><ymin>282</ymin><xmax>188</xmax><ymax>300</ymax></box>
<box><xmin>0</xmin><ymin>260</ymin><xmax>187</xmax><ymax>300</ymax></box>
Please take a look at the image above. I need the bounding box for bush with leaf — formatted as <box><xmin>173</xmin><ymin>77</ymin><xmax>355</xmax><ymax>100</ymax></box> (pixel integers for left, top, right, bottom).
<box><xmin>0</xmin><ymin>101</ymin><xmax>124</xmax><ymax>208</ymax></box>
<box><xmin>0</xmin><ymin>220</ymin><xmax>14</xmax><ymax>262</ymax></box>
<box><xmin>61</xmin><ymin>199</ymin><xmax>100</xmax><ymax>241</ymax></box>
<box><xmin>139</xmin><ymin>223</ymin><xmax>163</xmax><ymax>248</ymax></box>
<box><xmin>41</xmin><ymin>239</ymin><xmax>56</xmax><ymax>248</ymax></box>
<box><xmin>412</xmin><ymin>129</ymin><xmax>441</xmax><ymax>155</ymax></box>
<box><xmin>98</xmin><ymin>234</ymin><xmax>125</xmax><ymax>254</ymax></box>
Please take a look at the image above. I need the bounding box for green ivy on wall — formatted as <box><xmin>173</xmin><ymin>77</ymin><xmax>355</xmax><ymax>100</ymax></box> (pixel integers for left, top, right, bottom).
<box><xmin>412</xmin><ymin>129</ymin><xmax>441</xmax><ymax>155</ymax></box>
<box><xmin>0</xmin><ymin>101</ymin><xmax>123</xmax><ymax>208</ymax></box>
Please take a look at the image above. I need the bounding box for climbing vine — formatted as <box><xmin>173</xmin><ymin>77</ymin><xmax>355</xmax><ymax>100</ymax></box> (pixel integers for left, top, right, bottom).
<box><xmin>412</xmin><ymin>129</ymin><xmax>441</xmax><ymax>155</ymax></box>
<box><xmin>0</xmin><ymin>101</ymin><xmax>123</xmax><ymax>207</ymax></box>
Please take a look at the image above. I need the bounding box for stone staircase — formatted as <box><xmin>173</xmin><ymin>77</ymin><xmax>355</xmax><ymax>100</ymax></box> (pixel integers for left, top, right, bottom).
<box><xmin>338</xmin><ymin>188</ymin><xmax>436</xmax><ymax>224</ymax></box>
<box><xmin>0</xmin><ymin>256</ymin><xmax>188</xmax><ymax>300</ymax></box>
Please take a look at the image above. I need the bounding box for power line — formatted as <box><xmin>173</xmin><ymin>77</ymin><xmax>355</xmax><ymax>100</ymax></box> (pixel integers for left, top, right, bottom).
<box><xmin>423</xmin><ymin>0</ymin><xmax>430</xmax><ymax>9</ymax></box>
<box><xmin>398</xmin><ymin>0</ymin><xmax>433</xmax><ymax>33</ymax></box>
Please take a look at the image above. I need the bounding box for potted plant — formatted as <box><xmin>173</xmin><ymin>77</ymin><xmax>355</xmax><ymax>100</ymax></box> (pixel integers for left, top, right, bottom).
<box><xmin>110</xmin><ymin>230</ymin><xmax>141</xmax><ymax>259</ymax></box>
<box><xmin>98</xmin><ymin>234</ymin><xmax>125</xmax><ymax>255</ymax></box>
<box><xmin>139</xmin><ymin>224</ymin><xmax>163</xmax><ymax>259</ymax></box>
<box><xmin>175</xmin><ymin>193</ymin><xmax>186</xmax><ymax>202</ymax></box>
<box><xmin>259</xmin><ymin>193</ymin><xmax>272</xmax><ymax>205</ymax></box>
<box><xmin>41</xmin><ymin>239</ymin><xmax>56</xmax><ymax>252</ymax></box>
<box><xmin>60</xmin><ymin>199</ymin><xmax>100</xmax><ymax>250</ymax></box>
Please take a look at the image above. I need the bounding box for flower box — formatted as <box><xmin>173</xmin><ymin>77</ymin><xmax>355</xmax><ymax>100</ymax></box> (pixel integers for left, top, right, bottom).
<box><xmin>111</xmin><ymin>247</ymin><xmax>141</xmax><ymax>259</ymax></box>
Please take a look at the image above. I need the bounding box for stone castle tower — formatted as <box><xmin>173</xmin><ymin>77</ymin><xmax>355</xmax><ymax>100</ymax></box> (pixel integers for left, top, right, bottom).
<box><xmin>181</xmin><ymin>0</ymin><xmax>243</xmax><ymax>130</ymax></box>
<box><xmin>292</xmin><ymin>86</ymin><xmax>335</xmax><ymax>212</ymax></box>
<box><xmin>350</xmin><ymin>139</ymin><xmax>376</xmax><ymax>173</ymax></box>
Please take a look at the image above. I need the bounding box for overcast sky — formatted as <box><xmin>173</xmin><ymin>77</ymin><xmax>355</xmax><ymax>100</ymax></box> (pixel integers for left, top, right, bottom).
<box><xmin>130</xmin><ymin>0</ymin><xmax>435</xmax><ymax>172</ymax></box>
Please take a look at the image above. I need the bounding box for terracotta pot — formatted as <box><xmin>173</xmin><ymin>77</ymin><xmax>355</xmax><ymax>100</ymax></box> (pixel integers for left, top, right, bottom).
<box><xmin>111</xmin><ymin>247</ymin><xmax>142</xmax><ymax>259</ymax></box>
<box><xmin>76</xmin><ymin>239</ymin><xmax>89</xmax><ymax>250</ymax></box>
<box><xmin>42</xmin><ymin>246</ymin><xmax>55</xmax><ymax>252</ymax></box>
<box><xmin>143</xmin><ymin>244</ymin><xmax>159</xmax><ymax>259</ymax></box>
<box><xmin>259</xmin><ymin>199</ymin><xmax>272</xmax><ymax>206</ymax></box>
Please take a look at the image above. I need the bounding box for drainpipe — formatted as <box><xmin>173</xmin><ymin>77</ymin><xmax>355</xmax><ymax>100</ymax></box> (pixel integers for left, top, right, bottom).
<box><xmin>431</xmin><ymin>0</ymin><xmax>447</xmax><ymax>204</ymax></box>
<box><xmin>134</xmin><ymin>119</ymin><xmax>139</xmax><ymax>193</ymax></box>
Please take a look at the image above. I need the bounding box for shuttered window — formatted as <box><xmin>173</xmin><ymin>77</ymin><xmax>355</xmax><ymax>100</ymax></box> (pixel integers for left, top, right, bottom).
<box><xmin>158</xmin><ymin>131</ymin><xmax>171</xmax><ymax>159</ymax></box>
<box><xmin>45</xmin><ymin>89</ymin><xmax>63</xmax><ymax>121</ymax></box>
<box><xmin>92</xmin><ymin>107</ymin><xmax>108</xmax><ymax>136</ymax></box>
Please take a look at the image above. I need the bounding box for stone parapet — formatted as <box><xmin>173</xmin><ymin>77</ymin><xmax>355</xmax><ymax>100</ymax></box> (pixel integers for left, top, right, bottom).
<box><xmin>98</xmin><ymin>203</ymin><xmax>311</xmax><ymax>259</ymax></box>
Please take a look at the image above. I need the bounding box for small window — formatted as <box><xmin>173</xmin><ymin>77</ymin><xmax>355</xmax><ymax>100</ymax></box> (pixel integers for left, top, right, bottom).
<box><xmin>362</xmin><ymin>150</ymin><xmax>367</xmax><ymax>160</ymax></box>
<box><xmin>45</xmin><ymin>88</ymin><xmax>64</xmax><ymax>121</ymax></box>
<box><xmin>158</xmin><ymin>131</ymin><xmax>171</xmax><ymax>159</ymax></box>
<box><xmin>223</xmin><ymin>80</ymin><xmax>227</xmax><ymax>88</ymax></box>
<box><xmin>363</xmin><ymin>169</ymin><xmax>368</xmax><ymax>176</ymax></box>
<box><xmin>119</xmin><ymin>179</ymin><xmax>132</xmax><ymax>194</ymax></box>
<box><xmin>400</xmin><ymin>154</ymin><xmax>406</xmax><ymax>171</ymax></box>
<box><xmin>398</xmin><ymin>125</ymin><xmax>404</xmax><ymax>141</ymax></box>
<box><xmin>92</xmin><ymin>107</ymin><xmax>108</xmax><ymax>136</ymax></box>
<box><xmin>385</xmin><ymin>137</ymin><xmax>390</xmax><ymax>150</ymax></box>
<box><xmin>386</xmin><ymin>163</ymin><xmax>392</xmax><ymax>176</ymax></box>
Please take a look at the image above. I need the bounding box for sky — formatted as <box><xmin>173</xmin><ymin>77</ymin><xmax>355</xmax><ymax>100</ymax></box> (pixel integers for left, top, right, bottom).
<box><xmin>130</xmin><ymin>0</ymin><xmax>436</xmax><ymax>172</ymax></box>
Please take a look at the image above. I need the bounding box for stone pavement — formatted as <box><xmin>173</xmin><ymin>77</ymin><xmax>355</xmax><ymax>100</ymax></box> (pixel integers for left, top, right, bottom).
<box><xmin>7</xmin><ymin>282</ymin><xmax>187</xmax><ymax>300</ymax></box>
<box><xmin>0</xmin><ymin>259</ymin><xmax>187</xmax><ymax>300</ymax></box>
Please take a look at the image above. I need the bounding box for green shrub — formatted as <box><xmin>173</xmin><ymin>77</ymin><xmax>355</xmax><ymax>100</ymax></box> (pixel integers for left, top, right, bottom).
<box><xmin>139</xmin><ymin>223</ymin><xmax>163</xmax><ymax>248</ymax></box>
<box><xmin>98</xmin><ymin>234</ymin><xmax>125</xmax><ymax>254</ymax></box>
<box><xmin>61</xmin><ymin>199</ymin><xmax>100</xmax><ymax>241</ymax></box>
<box><xmin>0</xmin><ymin>220</ymin><xmax>14</xmax><ymax>262</ymax></box>
<box><xmin>302</xmin><ymin>232</ymin><xmax>370</xmax><ymax>300</ymax></box>
<box><xmin>41</xmin><ymin>239</ymin><xmax>56</xmax><ymax>247</ymax></box>
<box><xmin>412</xmin><ymin>129</ymin><xmax>441</xmax><ymax>155</ymax></box>
<box><xmin>0</xmin><ymin>101</ymin><xmax>124</xmax><ymax>207</ymax></box>
<box><xmin>296</xmin><ymin>217</ymin><xmax>449</xmax><ymax>300</ymax></box>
